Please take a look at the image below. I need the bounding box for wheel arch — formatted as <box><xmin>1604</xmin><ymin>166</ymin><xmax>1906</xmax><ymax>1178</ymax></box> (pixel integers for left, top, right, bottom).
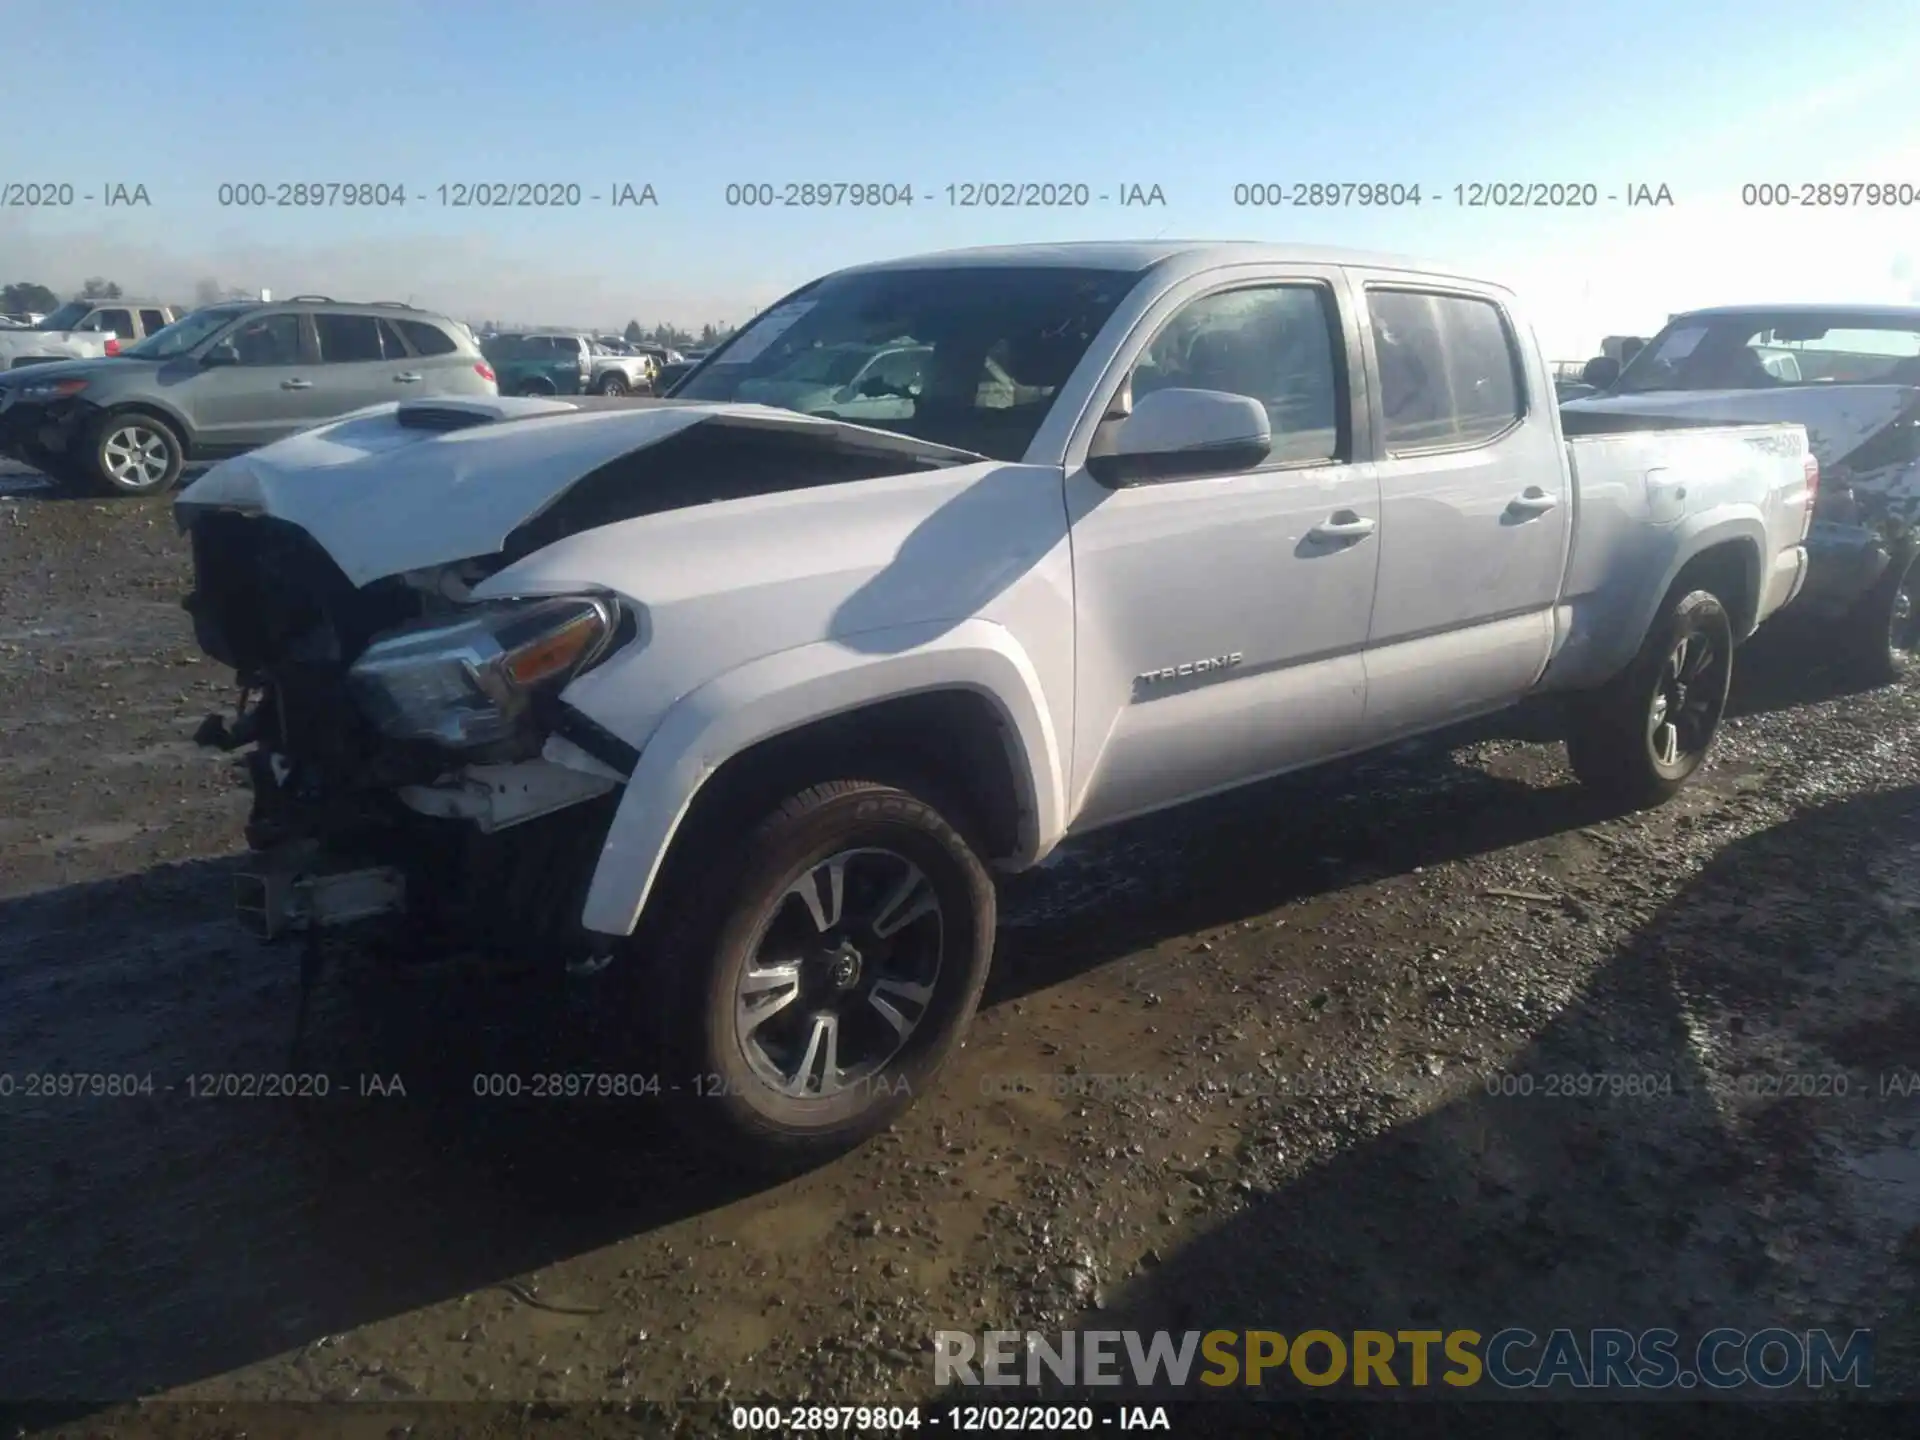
<box><xmin>1633</xmin><ymin>517</ymin><xmax>1766</xmax><ymax>659</ymax></box>
<box><xmin>91</xmin><ymin>398</ymin><xmax>195</xmax><ymax>452</ymax></box>
<box><xmin>575</xmin><ymin>621</ymin><xmax>1069</xmax><ymax>938</ymax></box>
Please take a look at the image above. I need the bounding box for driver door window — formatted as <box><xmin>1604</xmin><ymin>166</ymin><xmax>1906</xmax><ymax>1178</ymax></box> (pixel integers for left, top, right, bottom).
<box><xmin>1129</xmin><ymin>285</ymin><xmax>1345</xmax><ymax>466</ymax></box>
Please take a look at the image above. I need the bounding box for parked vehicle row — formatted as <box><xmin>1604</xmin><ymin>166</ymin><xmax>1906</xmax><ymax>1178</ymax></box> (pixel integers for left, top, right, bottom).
<box><xmin>481</xmin><ymin>332</ymin><xmax>658</xmax><ymax>397</ymax></box>
<box><xmin>1566</xmin><ymin>304</ymin><xmax>1920</xmax><ymax>682</ymax></box>
<box><xmin>0</xmin><ymin>297</ymin><xmax>495</xmax><ymax>494</ymax></box>
<box><xmin>174</xmin><ymin>240</ymin><xmax>1816</xmax><ymax>1170</ymax></box>
<box><xmin>0</xmin><ymin>299</ymin><xmax>185</xmax><ymax>370</ymax></box>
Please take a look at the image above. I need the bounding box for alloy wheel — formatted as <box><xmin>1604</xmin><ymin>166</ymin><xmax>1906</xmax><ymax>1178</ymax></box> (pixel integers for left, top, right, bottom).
<box><xmin>101</xmin><ymin>423</ymin><xmax>171</xmax><ymax>489</ymax></box>
<box><xmin>734</xmin><ymin>847</ymin><xmax>944</xmax><ymax>1098</ymax></box>
<box><xmin>1649</xmin><ymin>631</ymin><xmax>1726</xmax><ymax>769</ymax></box>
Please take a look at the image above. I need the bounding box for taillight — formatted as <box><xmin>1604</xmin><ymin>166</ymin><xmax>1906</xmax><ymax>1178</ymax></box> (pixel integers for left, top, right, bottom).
<box><xmin>475</xmin><ymin>362</ymin><xmax>495</xmax><ymax>383</ymax></box>
<box><xmin>105</xmin><ymin>337</ymin><xmax>120</xmax><ymax>356</ymax></box>
<box><xmin>1801</xmin><ymin>453</ymin><xmax>1819</xmax><ymax>539</ymax></box>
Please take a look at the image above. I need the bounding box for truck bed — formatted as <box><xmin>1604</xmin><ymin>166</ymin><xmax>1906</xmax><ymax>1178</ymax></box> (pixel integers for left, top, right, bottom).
<box><xmin>1542</xmin><ymin>420</ymin><xmax>1813</xmax><ymax>691</ymax></box>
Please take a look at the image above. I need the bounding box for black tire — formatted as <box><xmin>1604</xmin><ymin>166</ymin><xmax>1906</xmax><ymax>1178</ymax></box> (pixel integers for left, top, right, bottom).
<box><xmin>84</xmin><ymin>410</ymin><xmax>185</xmax><ymax>496</ymax></box>
<box><xmin>648</xmin><ymin>779</ymin><xmax>996</xmax><ymax>1173</ymax></box>
<box><xmin>594</xmin><ymin>372</ymin><xmax>629</xmax><ymax>396</ymax></box>
<box><xmin>517</xmin><ymin>379</ymin><xmax>556</xmax><ymax>397</ymax></box>
<box><xmin>1839</xmin><ymin>550</ymin><xmax>1917</xmax><ymax>687</ymax></box>
<box><xmin>1565</xmin><ymin>587</ymin><xmax>1734</xmax><ymax>811</ymax></box>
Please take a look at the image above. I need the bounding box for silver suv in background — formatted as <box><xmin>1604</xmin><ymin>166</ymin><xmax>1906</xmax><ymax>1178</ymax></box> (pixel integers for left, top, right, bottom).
<box><xmin>0</xmin><ymin>297</ymin><xmax>498</xmax><ymax>495</ymax></box>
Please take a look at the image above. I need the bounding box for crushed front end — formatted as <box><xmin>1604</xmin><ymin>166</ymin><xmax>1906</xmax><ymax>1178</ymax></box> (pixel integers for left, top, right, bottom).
<box><xmin>182</xmin><ymin>506</ymin><xmax>632</xmax><ymax>967</ymax></box>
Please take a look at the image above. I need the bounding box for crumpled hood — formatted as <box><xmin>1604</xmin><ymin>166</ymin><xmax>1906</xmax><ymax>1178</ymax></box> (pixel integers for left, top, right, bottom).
<box><xmin>173</xmin><ymin>395</ymin><xmax>983</xmax><ymax>587</ymax></box>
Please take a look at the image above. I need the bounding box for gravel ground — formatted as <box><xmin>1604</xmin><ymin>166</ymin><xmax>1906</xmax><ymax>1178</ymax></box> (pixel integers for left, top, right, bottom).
<box><xmin>3</xmin><ymin>462</ymin><xmax>1919</xmax><ymax>1429</ymax></box>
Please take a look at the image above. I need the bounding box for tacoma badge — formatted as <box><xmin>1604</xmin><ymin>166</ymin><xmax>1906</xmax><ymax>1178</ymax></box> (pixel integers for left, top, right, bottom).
<box><xmin>1135</xmin><ymin>652</ymin><xmax>1244</xmax><ymax>687</ymax></box>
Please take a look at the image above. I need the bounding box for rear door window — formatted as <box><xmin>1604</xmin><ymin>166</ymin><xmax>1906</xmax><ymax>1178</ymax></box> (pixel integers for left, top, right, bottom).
<box><xmin>397</xmin><ymin>319</ymin><xmax>458</xmax><ymax>356</ymax></box>
<box><xmin>1366</xmin><ymin>289</ymin><xmax>1524</xmax><ymax>452</ymax></box>
<box><xmin>376</xmin><ymin>319</ymin><xmax>412</xmax><ymax>359</ymax></box>
<box><xmin>139</xmin><ymin>309</ymin><xmax>169</xmax><ymax>335</ymax></box>
<box><xmin>313</xmin><ymin>313</ymin><xmax>385</xmax><ymax>363</ymax></box>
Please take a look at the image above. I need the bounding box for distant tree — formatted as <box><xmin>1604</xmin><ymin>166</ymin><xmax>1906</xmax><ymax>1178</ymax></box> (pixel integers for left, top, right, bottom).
<box><xmin>192</xmin><ymin>277</ymin><xmax>225</xmax><ymax>308</ymax></box>
<box><xmin>2</xmin><ymin>281</ymin><xmax>59</xmax><ymax>314</ymax></box>
<box><xmin>623</xmin><ymin>319</ymin><xmax>644</xmax><ymax>343</ymax></box>
<box><xmin>699</xmin><ymin>322</ymin><xmax>718</xmax><ymax>345</ymax></box>
<box><xmin>78</xmin><ymin>277</ymin><xmax>123</xmax><ymax>300</ymax></box>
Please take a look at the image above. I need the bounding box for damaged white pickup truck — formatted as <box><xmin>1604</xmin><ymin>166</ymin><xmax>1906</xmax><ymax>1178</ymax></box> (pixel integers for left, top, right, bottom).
<box><xmin>176</xmin><ymin>241</ymin><xmax>1817</xmax><ymax>1167</ymax></box>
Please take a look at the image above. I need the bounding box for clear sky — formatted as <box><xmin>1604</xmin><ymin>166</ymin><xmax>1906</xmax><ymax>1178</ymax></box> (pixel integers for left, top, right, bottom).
<box><xmin>3</xmin><ymin>0</ymin><xmax>1918</xmax><ymax>354</ymax></box>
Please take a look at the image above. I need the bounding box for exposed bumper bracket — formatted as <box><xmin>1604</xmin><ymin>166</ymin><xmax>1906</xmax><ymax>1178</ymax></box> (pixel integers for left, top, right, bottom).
<box><xmin>235</xmin><ymin>855</ymin><xmax>406</xmax><ymax>941</ymax></box>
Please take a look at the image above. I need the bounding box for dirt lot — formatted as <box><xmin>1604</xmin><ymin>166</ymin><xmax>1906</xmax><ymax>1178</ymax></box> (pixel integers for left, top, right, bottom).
<box><xmin>4</xmin><ymin>462</ymin><xmax>1919</xmax><ymax>1427</ymax></box>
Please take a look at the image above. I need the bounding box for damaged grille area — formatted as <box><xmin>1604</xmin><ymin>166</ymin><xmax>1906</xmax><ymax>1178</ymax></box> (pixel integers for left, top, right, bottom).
<box><xmin>183</xmin><ymin>507</ymin><xmax>626</xmax><ymax>964</ymax></box>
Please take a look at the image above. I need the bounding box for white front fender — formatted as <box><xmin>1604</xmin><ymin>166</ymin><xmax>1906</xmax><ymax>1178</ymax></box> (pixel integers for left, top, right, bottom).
<box><xmin>575</xmin><ymin>618</ymin><xmax>1068</xmax><ymax>937</ymax></box>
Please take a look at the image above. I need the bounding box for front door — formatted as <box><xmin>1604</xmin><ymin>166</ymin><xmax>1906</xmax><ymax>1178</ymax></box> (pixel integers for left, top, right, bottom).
<box><xmin>185</xmin><ymin>311</ymin><xmax>334</xmax><ymax>451</ymax></box>
<box><xmin>1351</xmin><ymin>282</ymin><xmax>1568</xmax><ymax>740</ymax></box>
<box><xmin>1065</xmin><ymin>271</ymin><xmax>1382</xmax><ymax>831</ymax></box>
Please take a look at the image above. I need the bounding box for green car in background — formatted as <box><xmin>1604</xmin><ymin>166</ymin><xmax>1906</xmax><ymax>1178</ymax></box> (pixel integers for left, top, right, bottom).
<box><xmin>482</xmin><ymin>332</ymin><xmax>592</xmax><ymax>396</ymax></box>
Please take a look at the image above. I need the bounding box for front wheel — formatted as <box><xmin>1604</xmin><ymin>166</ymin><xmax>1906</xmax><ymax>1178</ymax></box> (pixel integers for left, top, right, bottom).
<box><xmin>649</xmin><ymin>779</ymin><xmax>995</xmax><ymax>1172</ymax></box>
<box><xmin>1566</xmin><ymin>588</ymin><xmax>1734</xmax><ymax>810</ymax></box>
<box><xmin>86</xmin><ymin>411</ymin><xmax>184</xmax><ymax>496</ymax></box>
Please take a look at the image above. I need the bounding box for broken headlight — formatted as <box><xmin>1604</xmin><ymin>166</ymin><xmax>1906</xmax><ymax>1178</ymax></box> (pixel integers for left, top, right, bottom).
<box><xmin>346</xmin><ymin>594</ymin><xmax>619</xmax><ymax>751</ymax></box>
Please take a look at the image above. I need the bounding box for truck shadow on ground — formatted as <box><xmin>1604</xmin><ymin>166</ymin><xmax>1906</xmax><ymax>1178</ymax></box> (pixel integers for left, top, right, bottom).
<box><xmin>1050</xmin><ymin>782</ymin><xmax>1920</xmax><ymax>1426</ymax></box>
<box><xmin>0</xmin><ymin>637</ymin><xmax>1881</xmax><ymax>1406</ymax></box>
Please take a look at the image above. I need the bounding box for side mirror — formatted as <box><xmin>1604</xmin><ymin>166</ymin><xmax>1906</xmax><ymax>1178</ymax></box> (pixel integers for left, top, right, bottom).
<box><xmin>1086</xmin><ymin>388</ymin><xmax>1272</xmax><ymax>486</ymax></box>
<box><xmin>202</xmin><ymin>342</ymin><xmax>239</xmax><ymax>367</ymax></box>
<box><xmin>1582</xmin><ymin>355</ymin><xmax>1620</xmax><ymax>389</ymax></box>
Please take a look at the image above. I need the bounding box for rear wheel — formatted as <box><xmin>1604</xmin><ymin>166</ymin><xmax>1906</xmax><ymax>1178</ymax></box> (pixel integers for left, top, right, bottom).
<box><xmin>594</xmin><ymin>372</ymin><xmax>629</xmax><ymax>396</ymax></box>
<box><xmin>1840</xmin><ymin>550</ymin><xmax>1918</xmax><ymax>687</ymax></box>
<box><xmin>648</xmin><ymin>779</ymin><xmax>995</xmax><ymax>1173</ymax></box>
<box><xmin>1566</xmin><ymin>588</ymin><xmax>1734</xmax><ymax>810</ymax></box>
<box><xmin>86</xmin><ymin>411</ymin><xmax>184</xmax><ymax>496</ymax></box>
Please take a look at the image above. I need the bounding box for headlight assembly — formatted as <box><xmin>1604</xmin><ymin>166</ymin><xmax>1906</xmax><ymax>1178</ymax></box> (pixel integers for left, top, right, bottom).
<box><xmin>346</xmin><ymin>593</ymin><xmax>620</xmax><ymax>751</ymax></box>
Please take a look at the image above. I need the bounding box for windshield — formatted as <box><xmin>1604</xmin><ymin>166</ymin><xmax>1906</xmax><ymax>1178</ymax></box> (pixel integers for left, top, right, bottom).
<box><xmin>1616</xmin><ymin>312</ymin><xmax>1920</xmax><ymax>393</ymax></box>
<box><xmin>120</xmin><ymin>306</ymin><xmax>250</xmax><ymax>360</ymax></box>
<box><xmin>36</xmin><ymin>301</ymin><xmax>93</xmax><ymax>331</ymax></box>
<box><xmin>676</xmin><ymin>265</ymin><xmax>1142</xmax><ymax>459</ymax></box>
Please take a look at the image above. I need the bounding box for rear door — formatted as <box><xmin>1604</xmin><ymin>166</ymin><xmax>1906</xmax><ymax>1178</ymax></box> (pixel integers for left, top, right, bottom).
<box><xmin>1350</xmin><ymin>279</ymin><xmax>1567</xmax><ymax>741</ymax></box>
<box><xmin>310</xmin><ymin>311</ymin><xmax>402</xmax><ymax>415</ymax></box>
<box><xmin>138</xmin><ymin>308</ymin><xmax>170</xmax><ymax>340</ymax></box>
<box><xmin>188</xmin><ymin>310</ymin><xmax>333</xmax><ymax>450</ymax></box>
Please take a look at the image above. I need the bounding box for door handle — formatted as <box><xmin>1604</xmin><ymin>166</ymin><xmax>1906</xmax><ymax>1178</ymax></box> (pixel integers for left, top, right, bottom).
<box><xmin>393</xmin><ymin>372</ymin><xmax>422</xmax><ymax>383</ymax></box>
<box><xmin>1508</xmin><ymin>486</ymin><xmax>1558</xmax><ymax>514</ymax></box>
<box><xmin>281</xmin><ymin>378</ymin><xmax>312</xmax><ymax>390</ymax></box>
<box><xmin>1309</xmin><ymin>511</ymin><xmax>1377</xmax><ymax>541</ymax></box>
